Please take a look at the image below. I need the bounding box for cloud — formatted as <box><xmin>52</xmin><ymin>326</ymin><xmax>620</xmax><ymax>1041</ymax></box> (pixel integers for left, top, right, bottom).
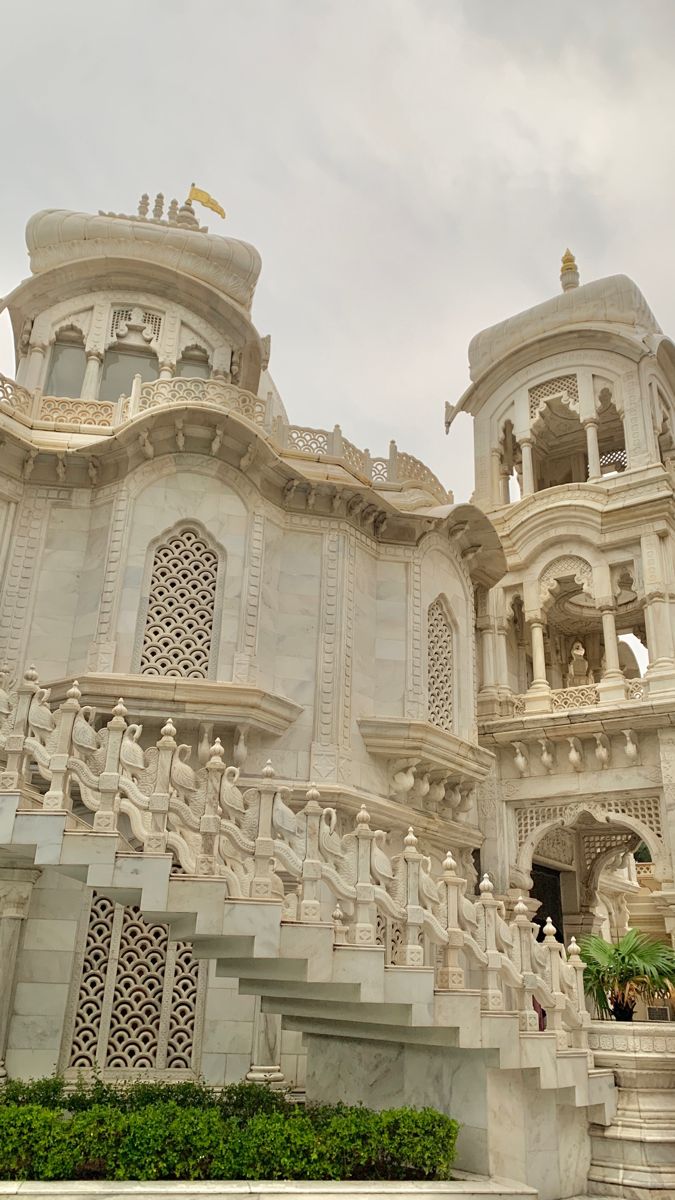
<box><xmin>2</xmin><ymin>0</ymin><xmax>675</xmax><ymax>501</ymax></box>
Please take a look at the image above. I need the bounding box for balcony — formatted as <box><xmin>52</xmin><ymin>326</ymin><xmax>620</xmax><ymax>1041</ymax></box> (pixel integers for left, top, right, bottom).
<box><xmin>0</xmin><ymin>372</ymin><xmax>450</xmax><ymax>502</ymax></box>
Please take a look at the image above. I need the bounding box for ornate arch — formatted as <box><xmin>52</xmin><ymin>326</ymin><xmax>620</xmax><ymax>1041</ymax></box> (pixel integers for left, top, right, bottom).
<box><xmin>511</xmin><ymin>799</ymin><xmax>668</xmax><ymax>891</ymax></box>
<box><xmin>539</xmin><ymin>554</ymin><xmax>594</xmax><ymax>610</ymax></box>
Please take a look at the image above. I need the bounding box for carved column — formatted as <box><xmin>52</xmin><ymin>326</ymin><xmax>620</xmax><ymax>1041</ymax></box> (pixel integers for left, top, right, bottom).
<box><xmin>490</xmin><ymin>449</ymin><xmax>502</xmax><ymax>507</ymax></box>
<box><xmin>246</xmin><ymin>998</ymin><xmax>284</xmax><ymax>1087</ymax></box>
<box><xmin>597</xmin><ymin>605</ymin><xmax>628</xmax><ymax>703</ymax></box>
<box><xmin>524</xmin><ymin>620</ymin><xmax>551</xmax><ymax>713</ymax></box>
<box><xmin>24</xmin><ymin>343</ymin><xmax>48</xmax><ymax>392</ymax></box>
<box><xmin>0</xmin><ymin>869</ymin><xmax>39</xmax><ymax>1079</ymax></box>
<box><xmin>584</xmin><ymin>418</ymin><xmax>602</xmax><ymax>480</ymax></box>
<box><xmin>520</xmin><ymin>438</ymin><xmax>535</xmax><ymax>496</ymax></box>
<box><xmin>641</xmin><ymin>532</ymin><xmax>675</xmax><ymax>694</ymax></box>
<box><xmin>79</xmin><ymin>351</ymin><xmax>103</xmax><ymax>400</ymax></box>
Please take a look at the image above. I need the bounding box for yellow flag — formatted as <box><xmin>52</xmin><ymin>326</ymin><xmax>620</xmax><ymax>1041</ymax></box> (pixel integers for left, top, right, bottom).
<box><xmin>188</xmin><ymin>185</ymin><xmax>226</xmax><ymax>219</ymax></box>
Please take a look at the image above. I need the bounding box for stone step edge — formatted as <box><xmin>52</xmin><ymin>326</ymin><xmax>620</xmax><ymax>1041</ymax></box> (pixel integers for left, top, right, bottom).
<box><xmin>0</xmin><ymin>1174</ymin><xmax>538</xmax><ymax>1198</ymax></box>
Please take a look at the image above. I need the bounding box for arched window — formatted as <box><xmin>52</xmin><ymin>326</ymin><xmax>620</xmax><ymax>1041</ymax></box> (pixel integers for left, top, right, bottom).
<box><xmin>99</xmin><ymin>347</ymin><xmax>159</xmax><ymax>401</ymax></box>
<box><xmin>139</xmin><ymin>525</ymin><xmax>219</xmax><ymax>679</ymax></box>
<box><xmin>175</xmin><ymin>345</ymin><xmax>211</xmax><ymax>379</ymax></box>
<box><xmin>44</xmin><ymin>328</ymin><xmax>87</xmax><ymax>398</ymax></box>
<box><xmin>427</xmin><ymin>597</ymin><xmax>454</xmax><ymax>732</ymax></box>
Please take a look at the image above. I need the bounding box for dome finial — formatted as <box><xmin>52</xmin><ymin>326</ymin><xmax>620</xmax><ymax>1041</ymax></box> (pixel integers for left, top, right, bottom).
<box><xmin>560</xmin><ymin>248</ymin><xmax>579</xmax><ymax>292</ymax></box>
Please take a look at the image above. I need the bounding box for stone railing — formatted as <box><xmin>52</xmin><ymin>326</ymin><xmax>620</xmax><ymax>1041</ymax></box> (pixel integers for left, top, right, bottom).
<box><xmin>129</xmin><ymin>377</ymin><xmax>268</xmax><ymax>426</ymax></box>
<box><xmin>635</xmin><ymin>861</ymin><xmax>655</xmax><ymax>879</ymax></box>
<box><xmin>0</xmin><ymin>373</ymin><xmax>450</xmax><ymax>501</ymax></box>
<box><xmin>0</xmin><ymin>373</ymin><xmax>34</xmax><ymax>417</ymax></box>
<box><xmin>0</xmin><ymin>664</ymin><xmax>588</xmax><ymax>1040</ymax></box>
<box><xmin>511</xmin><ymin>677</ymin><xmax>648</xmax><ymax>716</ymax></box>
<box><xmin>39</xmin><ymin>395</ymin><xmax>116</xmax><ymax>427</ymax></box>
<box><xmin>276</xmin><ymin>424</ymin><xmax>449</xmax><ymax>502</ymax></box>
<box><xmin>551</xmin><ymin>684</ymin><xmax>600</xmax><ymax>711</ymax></box>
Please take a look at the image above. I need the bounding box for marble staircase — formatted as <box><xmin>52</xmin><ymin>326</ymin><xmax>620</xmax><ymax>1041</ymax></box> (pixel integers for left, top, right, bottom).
<box><xmin>0</xmin><ymin>668</ymin><xmax>618</xmax><ymax>1197</ymax></box>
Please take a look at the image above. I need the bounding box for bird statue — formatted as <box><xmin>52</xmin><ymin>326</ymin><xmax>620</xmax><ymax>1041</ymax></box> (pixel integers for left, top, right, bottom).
<box><xmin>539</xmin><ymin>738</ymin><xmax>554</xmax><ymax>775</ymax></box>
<box><xmin>170</xmin><ymin>745</ymin><xmax>198</xmax><ymax>796</ymax></box>
<box><xmin>120</xmin><ymin>724</ymin><xmax>146</xmax><ymax>780</ymax></box>
<box><xmin>197</xmin><ymin>723</ymin><xmax>213</xmax><ymax>767</ymax></box>
<box><xmin>623</xmin><ymin>729</ymin><xmax>640</xmax><ymax>764</ymax></box>
<box><xmin>319</xmin><ymin>807</ymin><xmax>346</xmax><ymax>862</ymax></box>
<box><xmin>419</xmin><ymin>855</ymin><xmax>441</xmax><ymax>910</ymax></box>
<box><xmin>390</xmin><ymin>761</ymin><xmax>417</xmax><ymax>798</ymax></box>
<box><xmin>220</xmin><ymin>765</ymin><xmax>245</xmax><ymax>816</ymax></box>
<box><xmin>567</xmin><ymin>737</ymin><xmax>583</xmax><ymax>773</ymax></box>
<box><xmin>28</xmin><ymin>688</ymin><xmax>55</xmax><ymax>745</ymax></box>
<box><xmin>272</xmin><ymin>787</ymin><xmax>297</xmax><ymax>841</ymax></box>
<box><xmin>371</xmin><ymin>829</ymin><xmax>394</xmax><ymax>887</ymax></box>
<box><xmin>0</xmin><ymin>669</ymin><xmax>11</xmax><ymax>717</ymax></box>
<box><xmin>513</xmin><ymin>742</ymin><xmax>528</xmax><ymax>778</ymax></box>
<box><xmin>594</xmin><ymin>733</ymin><xmax>610</xmax><ymax>770</ymax></box>
<box><xmin>72</xmin><ymin>706</ymin><xmax>100</xmax><ymax>758</ymax></box>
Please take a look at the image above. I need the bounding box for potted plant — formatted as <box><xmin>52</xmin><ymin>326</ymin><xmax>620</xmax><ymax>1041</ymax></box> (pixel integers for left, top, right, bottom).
<box><xmin>580</xmin><ymin>929</ymin><xmax>675</xmax><ymax>1021</ymax></box>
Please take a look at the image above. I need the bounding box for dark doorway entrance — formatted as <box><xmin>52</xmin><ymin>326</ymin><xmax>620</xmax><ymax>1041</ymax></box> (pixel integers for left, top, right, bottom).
<box><xmin>531</xmin><ymin>862</ymin><xmax>564</xmax><ymax>943</ymax></box>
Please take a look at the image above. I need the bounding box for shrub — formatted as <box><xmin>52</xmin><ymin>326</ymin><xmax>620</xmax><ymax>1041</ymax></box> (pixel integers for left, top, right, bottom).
<box><xmin>0</xmin><ymin>1079</ymin><xmax>459</xmax><ymax>1182</ymax></box>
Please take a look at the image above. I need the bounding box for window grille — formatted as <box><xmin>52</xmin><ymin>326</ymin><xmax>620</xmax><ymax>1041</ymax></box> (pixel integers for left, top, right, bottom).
<box><xmin>140</xmin><ymin>526</ymin><xmax>218</xmax><ymax>679</ymax></box>
<box><xmin>427</xmin><ymin>598</ymin><xmax>453</xmax><ymax>732</ymax></box>
<box><xmin>67</xmin><ymin>893</ymin><xmax>201</xmax><ymax>1072</ymax></box>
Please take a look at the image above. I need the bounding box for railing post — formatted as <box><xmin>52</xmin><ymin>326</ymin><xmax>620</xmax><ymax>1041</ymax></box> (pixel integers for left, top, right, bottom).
<box><xmin>362</xmin><ymin>448</ymin><xmax>372</xmax><ymax>480</ymax></box>
<box><xmin>396</xmin><ymin>827</ymin><xmax>424</xmax><ymax>966</ymax></box>
<box><xmin>567</xmin><ymin>936</ymin><xmax>590</xmax><ymax>1044</ymax></box>
<box><xmin>3</xmin><ymin>666</ymin><xmax>38</xmax><ymax>788</ymax></box>
<box><xmin>299</xmin><ymin>784</ymin><xmax>323</xmax><ymax>922</ymax></box>
<box><xmin>43</xmin><ymin>681</ymin><xmax>81</xmax><ymax>810</ymax></box>
<box><xmin>144</xmin><ymin>719</ymin><xmax>175</xmax><ymax>854</ymax></box>
<box><xmin>476</xmin><ymin>874</ymin><xmax>504</xmax><ymax>1011</ymax></box>
<box><xmin>541</xmin><ymin>917</ymin><xmax>567</xmax><ymax>1048</ymax></box>
<box><xmin>252</xmin><ymin>760</ymin><xmax>277</xmax><ymax>898</ymax></box>
<box><xmin>93</xmin><ymin>698</ymin><xmax>127</xmax><ymax>832</ymax></box>
<box><xmin>353</xmin><ymin>805</ymin><xmax>377</xmax><ymax>944</ymax></box>
<box><xmin>437</xmin><ymin>850</ymin><xmax>465</xmax><ymax>990</ymax></box>
<box><xmin>129</xmin><ymin>373</ymin><xmax>142</xmax><ymax>416</ymax></box>
<box><xmin>331</xmin><ymin>424</ymin><xmax>344</xmax><ymax>458</ymax></box>
<box><xmin>198</xmin><ymin>738</ymin><xmax>225</xmax><ymax>875</ymax></box>
<box><xmin>388</xmin><ymin>439</ymin><xmax>398</xmax><ymax>481</ymax></box>
<box><xmin>511</xmin><ymin>897</ymin><xmax>539</xmax><ymax>1030</ymax></box>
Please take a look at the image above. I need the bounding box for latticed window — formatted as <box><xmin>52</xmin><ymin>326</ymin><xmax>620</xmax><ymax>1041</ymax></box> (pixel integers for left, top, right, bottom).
<box><xmin>427</xmin><ymin>597</ymin><xmax>454</xmax><ymax>732</ymax></box>
<box><xmin>66</xmin><ymin>893</ymin><xmax>202</xmax><ymax>1073</ymax></box>
<box><xmin>140</xmin><ymin>526</ymin><xmax>219</xmax><ymax>678</ymax></box>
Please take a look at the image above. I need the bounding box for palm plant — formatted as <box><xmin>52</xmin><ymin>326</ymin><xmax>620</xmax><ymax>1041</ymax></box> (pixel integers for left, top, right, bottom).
<box><xmin>580</xmin><ymin>929</ymin><xmax>675</xmax><ymax>1020</ymax></box>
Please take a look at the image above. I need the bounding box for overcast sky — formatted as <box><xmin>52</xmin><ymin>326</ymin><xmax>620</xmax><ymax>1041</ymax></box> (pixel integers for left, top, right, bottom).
<box><xmin>2</xmin><ymin>0</ymin><xmax>675</xmax><ymax>501</ymax></box>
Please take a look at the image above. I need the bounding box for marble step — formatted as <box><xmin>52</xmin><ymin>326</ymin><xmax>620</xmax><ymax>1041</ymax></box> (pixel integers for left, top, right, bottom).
<box><xmin>0</xmin><ymin>1178</ymin><xmax>539</xmax><ymax>1200</ymax></box>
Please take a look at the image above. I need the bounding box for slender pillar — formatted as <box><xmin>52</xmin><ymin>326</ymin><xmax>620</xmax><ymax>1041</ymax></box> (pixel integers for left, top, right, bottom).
<box><xmin>24</xmin><ymin>344</ymin><xmax>47</xmax><ymax>391</ymax></box>
<box><xmin>520</xmin><ymin>438</ymin><xmax>535</xmax><ymax>496</ymax></box>
<box><xmin>490</xmin><ymin>449</ymin><xmax>502</xmax><ymax>507</ymax></box>
<box><xmin>159</xmin><ymin>361</ymin><xmax>174</xmax><ymax>381</ymax></box>
<box><xmin>525</xmin><ymin>620</ymin><xmax>551</xmax><ymax>713</ymax></box>
<box><xmin>80</xmin><ymin>351</ymin><xmax>102</xmax><ymax>400</ymax></box>
<box><xmin>246</xmin><ymin>998</ymin><xmax>284</xmax><ymax>1087</ymax></box>
<box><xmin>584</xmin><ymin>418</ymin><xmax>602</xmax><ymax>480</ymax></box>
<box><xmin>597</xmin><ymin>606</ymin><xmax>628</xmax><ymax>702</ymax></box>
<box><xmin>642</xmin><ymin>532</ymin><xmax>675</xmax><ymax>694</ymax></box>
<box><xmin>499</xmin><ymin>466</ymin><xmax>510</xmax><ymax>505</ymax></box>
<box><xmin>0</xmin><ymin>870</ymin><xmax>39</xmax><ymax>1080</ymax></box>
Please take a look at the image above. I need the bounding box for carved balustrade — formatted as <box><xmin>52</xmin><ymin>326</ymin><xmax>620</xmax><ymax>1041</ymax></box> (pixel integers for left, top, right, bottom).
<box><xmin>512</xmin><ymin>678</ymin><xmax>647</xmax><ymax>716</ymax></box>
<box><xmin>0</xmin><ymin>372</ymin><xmax>449</xmax><ymax>501</ymax></box>
<box><xmin>0</xmin><ymin>665</ymin><xmax>587</xmax><ymax>1043</ymax></box>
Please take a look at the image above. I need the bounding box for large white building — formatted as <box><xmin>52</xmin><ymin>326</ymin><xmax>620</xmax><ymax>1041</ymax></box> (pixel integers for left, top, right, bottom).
<box><xmin>0</xmin><ymin>194</ymin><xmax>674</xmax><ymax>1198</ymax></box>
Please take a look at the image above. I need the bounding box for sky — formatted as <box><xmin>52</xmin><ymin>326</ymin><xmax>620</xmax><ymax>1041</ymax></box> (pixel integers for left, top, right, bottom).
<box><xmin>2</xmin><ymin>0</ymin><xmax>675</xmax><ymax>501</ymax></box>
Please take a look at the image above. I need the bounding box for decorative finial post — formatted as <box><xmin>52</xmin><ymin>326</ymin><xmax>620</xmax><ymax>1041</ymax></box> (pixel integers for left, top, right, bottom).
<box><xmin>560</xmin><ymin>248</ymin><xmax>579</xmax><ymax>292</ymax></box>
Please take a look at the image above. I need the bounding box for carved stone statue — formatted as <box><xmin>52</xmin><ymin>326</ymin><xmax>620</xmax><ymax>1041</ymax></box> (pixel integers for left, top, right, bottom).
<box><xmin>566</xmin><ymin>640</ymin><xmax>593</xmax><ymax>687</ymax></box>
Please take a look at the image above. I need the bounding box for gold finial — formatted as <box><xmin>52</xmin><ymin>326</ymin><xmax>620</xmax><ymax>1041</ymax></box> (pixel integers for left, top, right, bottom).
<box><xmin>560</xmin><ymin>247</ymin><xmax>580</xmax><ymax>292</ymax></box>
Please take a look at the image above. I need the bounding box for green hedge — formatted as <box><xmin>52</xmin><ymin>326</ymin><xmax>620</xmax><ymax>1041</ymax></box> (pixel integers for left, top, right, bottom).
<box><xmin>0</xmin><ymin>1080</ymin><xmax>459</xmax><ymax>1182</ymax></box>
